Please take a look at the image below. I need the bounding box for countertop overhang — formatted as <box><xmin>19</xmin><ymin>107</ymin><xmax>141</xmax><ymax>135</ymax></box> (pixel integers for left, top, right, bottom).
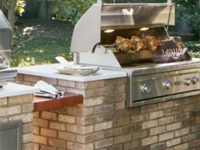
<box><xmin>0</xmin><ymin>83</ymin><xmax>39</xmax><ymax>98</ymax></box>
<box><xmin>33</xmin><ymin>93</ymin><xmax>83</xmax><ymax>111</ymax></box>
<box><xmin>17</xmin><ymin>64</ymin><xmax>127</xmax><ymax>82</ymax></box>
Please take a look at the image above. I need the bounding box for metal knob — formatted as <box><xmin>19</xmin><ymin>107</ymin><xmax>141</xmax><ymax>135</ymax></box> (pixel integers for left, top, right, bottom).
<box><xmin>184</xmin><ymin>78</ymin><xmax>192</xmax><ymax>86</ymax></box>
<box><xmin>141</xmin><ymin>84</ymin><xmax>151</xmax><ymax>93</ymax></box>
<box><xmin>163</xmin><ymin>80</ymin><xmax>172</xmax><ymax>89</ymax></box>
<box><xmin>192</xmin><ymin>76</ymin><xmax>199</xmax><ymax>84</ymax></box>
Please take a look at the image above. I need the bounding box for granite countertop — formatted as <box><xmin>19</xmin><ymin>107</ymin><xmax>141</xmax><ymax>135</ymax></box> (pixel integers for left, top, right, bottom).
<box><xmin>17</xmin><ymin>64</ymin><xmax>127</xmax><ymax>82</ymax></box>
<box><xmin>0</xmin><ymin>83</ymin><xmax>39</xmax><ymax>98</ymax></box>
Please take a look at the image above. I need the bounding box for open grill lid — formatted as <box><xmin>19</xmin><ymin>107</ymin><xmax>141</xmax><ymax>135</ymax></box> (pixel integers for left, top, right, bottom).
<box><xmin>0</xmin><ymin>9</ymin><xmax>11</xmax><ymax>50</ymax></box>
<box><xmin>101</xmin><ymin>3</ymin><xmax>175</xmax><ymax>29</ymax></box>
<box><xmin>71</xmin><ymin>0</ymin><xmax>175</xmax><ymax>53</ymax></box>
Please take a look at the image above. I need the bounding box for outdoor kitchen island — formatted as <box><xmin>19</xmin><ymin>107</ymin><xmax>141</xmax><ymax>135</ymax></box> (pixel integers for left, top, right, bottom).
<box><xmin>16</xmin><ymin>64</ymin><xmax>200</xmax><ymax>150</ymax></box>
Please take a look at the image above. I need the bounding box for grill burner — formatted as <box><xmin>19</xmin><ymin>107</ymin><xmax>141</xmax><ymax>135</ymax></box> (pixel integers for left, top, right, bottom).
<box><xmin>123</xmin><ymin>59</ymin><xmax>200</xmax><ymax>107</ymax></box>
<box><xmin>70</xmin><ymin>0</ymin><xmax>200</xmax><ymax>107</ymax></box>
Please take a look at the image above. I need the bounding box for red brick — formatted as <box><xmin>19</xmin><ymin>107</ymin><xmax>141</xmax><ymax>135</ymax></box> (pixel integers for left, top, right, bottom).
<box><xmin>34</xmin><ymin>112</ymin><xmax>39</xmax><ymax>118</ymax></box>
<box><xmin>33</xmin><ymin>135</ymin><xmax>47</xmax><ymax>144</ymax></box>
<box><xmin>41</xmin><ymin>128</ymin><xmax>57</xmax><ymax>137</ymax></box>
<box><xmin>41</xmin><ymin>111</ymin><xmax>57</xmax><ymax>120</ymax></box>
<box><xmin>49</xmin><ymin>122</ymin><xmax>66</xmax><ymax>131</ymax></box>
<box><xmin>58</xmin><ymin>131</ymin><xmax>76</xmax><ymax>142</ymax></box>
<box><xmin>33</xmin><ymin>126</ymin><xmax>39</xmax><ymax>135</ymax></box>
<box><xmin>40</xmin><ymin>145</ymin><xmax>56</xmax><ymax>150</ymax></box>
<box><xmin>33</xmin><ymin>143</ymin><xmax>39</xmax><ymax>150</ymax></box>
<box><xmin>49</xmin><ymin>138</ymin><xmax>66</xmax><ymax>149</ymax></box>
<box><xmin>34</xmin><ymin>118</ymin><xmax>48</xmax><ymax>128</ymax></box>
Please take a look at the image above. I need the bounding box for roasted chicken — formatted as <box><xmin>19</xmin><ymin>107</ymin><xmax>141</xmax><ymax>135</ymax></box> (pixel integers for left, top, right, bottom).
<box><xmin>115</xmin><ymin>34</ymin><xmax>159</xmax><ymax>53</ymax></box>
<box><xmin>115</xmin><ymin>36</ymin><xmax>132</xmax><ymax>53</ymax></box>
<box><xmin>143</xmin><ymin>34</ymin><xmax>159</xmax><ymax>51</ymax></box>
<box><xmin>131</xmin><ymin>36</ymin><xmax>146</xmax><ymax>52</ymax></box>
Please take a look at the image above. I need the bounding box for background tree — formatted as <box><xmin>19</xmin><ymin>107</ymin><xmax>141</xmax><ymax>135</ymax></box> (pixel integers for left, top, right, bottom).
<box><xmin>0</xmin><ymin>0</ymin><xmax>25</xmax><ymax>32</ymax></box>
<box><xmin>49</xmin><ymin>0</ymin><xmax>96</xmax><ymax>25</ymax></box>
<box><xmin>0</xmin><ymin>0</ymin><xmax>17</xmax><ymax>31</ymax></box>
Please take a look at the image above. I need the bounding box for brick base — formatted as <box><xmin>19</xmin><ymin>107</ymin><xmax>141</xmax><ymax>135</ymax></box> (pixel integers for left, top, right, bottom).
<box><xmin>17</xmin><ymin>74</ymin><xmax>200</xmax><ymax>150</ymax></box>
<box><xmin>0</xmin><ymin>94</ymin><xmax>33</xmax><ymax>150</ymax></box>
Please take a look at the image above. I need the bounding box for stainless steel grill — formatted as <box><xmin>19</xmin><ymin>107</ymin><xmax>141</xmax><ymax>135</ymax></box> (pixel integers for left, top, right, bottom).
<box><xmin>70</xmin><ymin>0</ymin><xmax>200</xmax><ymax>107</ymax></box>
<box><xmin>0</xmin><ymin>9</ymin><xmax>17</xmax><ymax>87</ymax></box>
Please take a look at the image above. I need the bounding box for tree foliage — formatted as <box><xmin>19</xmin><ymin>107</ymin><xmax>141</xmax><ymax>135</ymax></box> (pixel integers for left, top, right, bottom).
<box><xmin>48</xmin><ymin>0</ymin><xmax>200</xmax><ymax>35</ymax></box>
<box><xmin>1</xmin><ymin>0</ymin><xmax>25</xmax><ymax>31</ymax></box>
<box><xmin>175</xmin><ymin>0</ymin><xmax>200</xmax><ymax>32</ymax></box>
<box><xmin>15</xmin><ymin>0</ymin><xmax>25</xmax><ymax>16</ymax></box>
<box><xmin>49</xmin><ymin>0</ymin><xmax>96</xmax><ymax>25</ymax></box>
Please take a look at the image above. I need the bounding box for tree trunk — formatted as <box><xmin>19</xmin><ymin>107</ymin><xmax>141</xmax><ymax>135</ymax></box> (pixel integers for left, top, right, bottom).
<box><xmin>39</xmin><ymin>0</ymin><xmax>47</xmax><ymax>20</ymax></box>
<box><xmin>47</xmin><ymin>1</ymin><xmax>53</xmax><ymax>20</ymax></box>
<box><xmin>7</xmin><ymin>0</ymin><xmax>17</xmax><ymax>33</ymax></box>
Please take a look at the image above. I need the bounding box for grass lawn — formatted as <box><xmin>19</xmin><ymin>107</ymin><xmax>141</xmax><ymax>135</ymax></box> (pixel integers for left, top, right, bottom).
<box><xmin>11</xmin><ymin>37</ymin><xmax>72</xmax><ymax>67</ymax></box>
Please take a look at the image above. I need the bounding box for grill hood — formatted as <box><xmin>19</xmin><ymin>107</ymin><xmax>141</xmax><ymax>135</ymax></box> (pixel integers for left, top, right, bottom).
<box><xmin>0</xmin><ymin>9</ymin><xmax>12</xmax><ymax>69</ymax></box>
<box><xmin>0</xmin><ymin>9</ymin><xmax>17</xmax><ymax>87</ymax></box>
<box><xmin>71</xmin><ymin>0</ymin><xmax>175</xmax><ymax>53</ymax></box>
<box><xmin>0</xmin><ymin>10</ymin><xmax>11</xmax><ymax>50</ymax></box>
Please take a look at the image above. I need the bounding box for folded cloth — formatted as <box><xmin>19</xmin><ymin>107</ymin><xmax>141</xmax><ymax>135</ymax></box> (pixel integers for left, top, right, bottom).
<box><xmin>34</xmin><ymin>80</ymin><xmax>65</xmax><ymax>98</ymax></box>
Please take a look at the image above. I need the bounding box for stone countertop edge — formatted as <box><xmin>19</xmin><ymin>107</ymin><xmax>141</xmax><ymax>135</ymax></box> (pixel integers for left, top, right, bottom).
<box><xmin>16</xmin><ymin>64</ymin><xmax>127</xmax><ymax>82</ymax></box>
<box><xmin>0</xmin><ymin>83</ymin><xmax>39</xmax><ymax>98</ymax></box>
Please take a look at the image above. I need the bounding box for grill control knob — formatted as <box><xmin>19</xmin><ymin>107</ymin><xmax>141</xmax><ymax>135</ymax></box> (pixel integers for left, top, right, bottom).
<box><xmin>192</xmin><ymin>76</ymin><xmax>199</xmax><ymax>84</ymax></box>
<box><xmin>163</xmin><ymin>80</ymin><xmax>172</xmax><ymax>89</ymax></box>
<box><xmin>141</xmin><ymin>84</ymin><xmax>151</xmax><ymax>94</ymax></box>
<box><xmin>184</xmin><ymin>78</ymin><xmax>192</xmax><ymax>86</ymax></box>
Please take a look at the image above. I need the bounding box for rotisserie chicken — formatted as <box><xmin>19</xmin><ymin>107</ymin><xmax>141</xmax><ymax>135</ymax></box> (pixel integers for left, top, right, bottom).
<box><xmin>143</xmin><ymin>34</ymin><xmax>159</xmax><ymax>51</ymax></box>
<box><xmin>131</xmin><ymin>36</ymin><xmax>147</xmax><ymax>52</ymax></box>
<box><xmin>115</xmin><ymin>34</ymin><xmax>159</xmax><ymax>53</ymax></box>
<box><xmin>115</xmin><ymin>36</ymin><xmax>132</xmax><ymax>53</ymax></box>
